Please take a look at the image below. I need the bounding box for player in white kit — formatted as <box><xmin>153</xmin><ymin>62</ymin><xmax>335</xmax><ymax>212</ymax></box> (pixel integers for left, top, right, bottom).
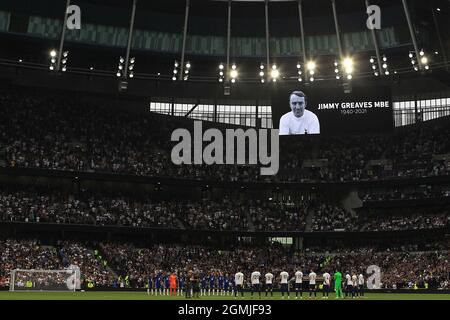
<box><xmin>308</xmin><ymin>270</ymin><xmax>317</xmax><ymax>298</ymax></box>
<box><xmin>279</xmin><ymin>271</ymin><xmax>290</xmax><ymax>299</ymax></box>
<box><xmin>234</xmin><ymin>271</ymin><xmax>244</xmax><ymax>298</ymax></box>
<box><xmin>351</xmin><ymin>274</ymin><xmax>358</xmax><ymax>298</ymax></box>
<box><xmin>264</xmin><ymin>272</ymin><xmax>274</xmax><ymax>298</ymax></box>
<box><xmin>322</xmin><ymin>272</ymin><xmax>331</xmax><ymax>298</ymax></box>
<box><xmin>250</xmin><ymin>270</ymin><xmax>261</xmax><ymax>299</ymax></box>
<box><xmin>294</xmin><ymin>270</ymin><xmax>303</xmax><ymax>299</ymax></box>
<box><xmin>358</xmin><ymin>273</ymin><xmax>365</xmax><ymax>298</ymax></box>
<box><xmin>345</xmin><ymin>272</ymin><xmax>352</xmax><ymax>298</ymax></box>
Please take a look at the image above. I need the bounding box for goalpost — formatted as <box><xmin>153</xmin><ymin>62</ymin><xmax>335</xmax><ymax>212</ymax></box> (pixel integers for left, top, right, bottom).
<box><xmin>9</xmin><ymin>268</ymin><xmax>80</xmax><ymax>292</ymax></box>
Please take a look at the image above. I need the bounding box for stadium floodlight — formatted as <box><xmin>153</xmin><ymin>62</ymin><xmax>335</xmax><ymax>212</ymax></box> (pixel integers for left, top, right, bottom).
<box><xmin>307</xmin><ymin>61</ymin><xmax>316</xmax><ymax>72</ymax></box>
<box><xmin>270</xmin><ymin>64</ymin><xmax>279</xmax><ymax>82</ymax></box>
<box><xmin>409</xmin><ymin>50</ymin><xmax>430</xmax><ymax>71</ymax></box>
<box><xmin>342</xmin><ymin>57</ymin><xmax>354</xmax><ymax>76</ymax></box>
<box><xmin>306</xmin><ymin>60</ymin><xmax>316</xmax><ymax>82</ymax></box>
<box><xmin>173</xmin><ymin>60</ymin><xmax>180</xmax><ymax>81</ymax></box>
<box><xmin>218</xmin><ymin>63</ymin><xmax>225</xmax><ymax>82</ymax></box>
<box><xmin>271</xmin><ymin>69</ymin><xmax>279</xmax><ymax>81</ymax></box>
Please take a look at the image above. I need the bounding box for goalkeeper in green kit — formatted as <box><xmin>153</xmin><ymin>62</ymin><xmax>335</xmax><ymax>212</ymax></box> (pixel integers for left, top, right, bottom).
<box><xmin>334</xmin><ymin>271</ymin><xmax>343</xmax><ymax>299</ymax></box>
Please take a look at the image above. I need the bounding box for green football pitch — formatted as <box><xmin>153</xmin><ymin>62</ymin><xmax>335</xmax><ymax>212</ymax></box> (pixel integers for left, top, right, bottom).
<box><xmin>1</xmin><ymin>291</ymin><xmax>450</xmax><ymax>300</ymax></box>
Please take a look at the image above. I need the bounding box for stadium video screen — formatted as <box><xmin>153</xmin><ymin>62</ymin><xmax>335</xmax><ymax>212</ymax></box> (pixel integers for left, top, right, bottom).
<box><xmin>272</xmin><ymin>86</ymin><xmax>393</xmax><ymax>135</ymax></box>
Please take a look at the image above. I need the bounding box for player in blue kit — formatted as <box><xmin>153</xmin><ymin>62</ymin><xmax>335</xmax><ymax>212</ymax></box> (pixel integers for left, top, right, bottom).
<box><xmin>224</xmin><ymin>273</ymin><xmax>230</xmax><ymax>295</ymax></box>
<box><xmin>201</xmin><ymin>273</ymin><xmax>207</xmax><ymax>296</ymax></box>
<box><xmin>178</xmin><ymin>273</ymin><xmax>185</xmax><ymax>296</ymax></box>
<box><xmin>218</xmin><ymin>272</ymin><xmax>224</xmax><ymax>295</ymax></box>
<box><xmin>208</xmin><ymin>272</ymin><xmax>216</xmax><ymax>296</ymax></box>
<box><xmin>155</xmin><ymin>272</ymin><xmax>162</xmax><ymax>296</ymax></box>
<box><xmin>147</xmin><ymin>273</ymin><xmax>154</xmax><ymax>295</ymax></box>
<box><xmin>163</xmin><ymin>272</ymin><xmax>170</xmax><ymax>296</ymax></box>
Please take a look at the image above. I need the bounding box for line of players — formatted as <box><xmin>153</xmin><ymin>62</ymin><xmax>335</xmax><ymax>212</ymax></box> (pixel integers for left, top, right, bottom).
<box><xmin>146</xmin><ymin>270</ymin><xmax>366</xmax><ymax>299</ymax></box>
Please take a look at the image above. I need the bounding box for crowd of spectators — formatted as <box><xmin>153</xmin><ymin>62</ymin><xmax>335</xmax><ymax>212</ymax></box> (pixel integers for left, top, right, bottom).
<box><xmin>360</xmin><ymin>187</ymin><xmax>450</xmax><ymax>202</ymax></box>
<box><xmin>2</xmin><ymin>239</ymin><xmax>447</xmax><ymax>290</ymax></box>
<box><xmin>359</xmin><ymin>212</ymin><xmax>450</xmax><ymax>231</ymax></box>
<box><xmin>0</xmin><ymin>188</ymin><xmax>309</xmax><ymax>231</ymax></box>
<box><xmin>1</xmin><ymin>89</ymin><xmax>450</xmax><ymax>184</ymax></box>
<box><xmin>0</xmin><ymin>189</ymin><xmax>180</xmax><ymax>228</ymax></box>
<box><xmin>310</xmin><ymin>204</ymin><xmax>359</xmax><ymax>232</ymax></box>
<box><xmin>2</xmin><ymin>186</ymin><xmax>449</xmax><ymax>232</ymax></box>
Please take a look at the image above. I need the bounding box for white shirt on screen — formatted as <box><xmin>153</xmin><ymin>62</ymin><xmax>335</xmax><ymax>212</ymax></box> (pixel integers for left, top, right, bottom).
<box><xmin>279</xmin><ymin>110</ymin><xmax>320</xmax><ymax>135</ymax></box>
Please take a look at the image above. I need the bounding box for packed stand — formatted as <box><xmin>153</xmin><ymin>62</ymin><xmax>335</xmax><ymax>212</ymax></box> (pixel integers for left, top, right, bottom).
<box><xmin>310</xmin><ymin>204</ymin><xmax>359</xmax><ymax>232</ymax></box>
<box><xmin>2</xmin><ymin>89</ymin><xmax>450</xmax><ymax>183</ymax></box>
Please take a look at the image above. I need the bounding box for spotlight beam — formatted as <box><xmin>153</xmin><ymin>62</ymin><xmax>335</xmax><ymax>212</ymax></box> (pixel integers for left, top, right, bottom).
<box><xmin>226</xmin><ymin>0</ymin><xmax>232</xmax><ymax>82</ymax></box>
<box><xmin>179</xmin><ymin>0</ymin><xmax>190</xmax><ymax>80</ymax></box>
<box><xmin>56</xmin><ymin>0</ymin><xmax>71</xmax><ymax>72</ymax></box>
<box><xmin>331</xmin><ymin>0</ymin><xmax>343</xmax><ymax>59</ymax></box>
<box><xmin>402</xmin><ymin>0</ymin><xmax>422</xmax><ymax>70</ymax></box>
<box><xmin>123</xmin><ymin>0</ymin><xmax>137</xmax><ymax>79</ymax></box>
<box><xmin>297</xmin><ymin>0</ymin><xmax>307</xmax><ymax>65</ymax></box>
<box><xmin>265</xmin><ymin>0</ymin><xmax>270</xmax><ymax>82</ymax></box>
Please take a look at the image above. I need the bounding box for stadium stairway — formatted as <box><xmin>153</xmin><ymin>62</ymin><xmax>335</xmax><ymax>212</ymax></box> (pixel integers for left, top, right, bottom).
<box><xmin>304</xmin><ymin>205</ymin><xmax>315</xmax><ymax>232</ymax></box>
<box><xmin>94</xmin><ymin>247</ymin><xmax>118</xmax><ymax>279</ymax></box>
<box><xmin>246</xmin><ymin>211</ymin><xmax>256</xmax><ymax>231</ymax></box>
